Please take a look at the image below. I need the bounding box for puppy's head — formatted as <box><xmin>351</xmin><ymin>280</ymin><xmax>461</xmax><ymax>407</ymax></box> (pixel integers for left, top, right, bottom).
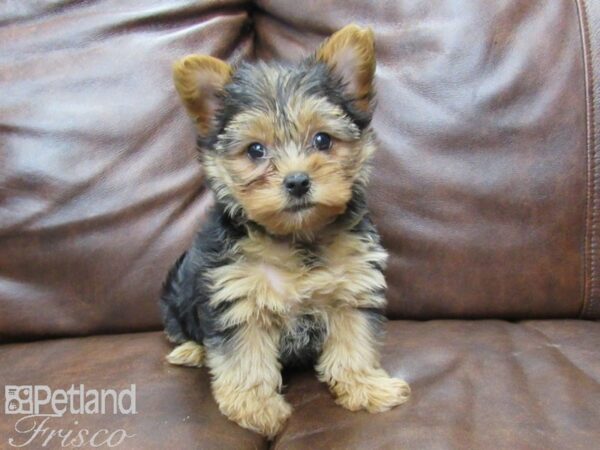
<box><xmin>173</xmin><ymin>24</ymin><xmax>377</xmax><ymax>237</ymax></box>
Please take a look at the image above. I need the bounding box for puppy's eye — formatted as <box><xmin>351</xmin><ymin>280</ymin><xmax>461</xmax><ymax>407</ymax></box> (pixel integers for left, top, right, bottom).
<box><xmin>247</xmin><ymin>143</ymin><xmax>267</xmax><ymax>160</ymax></box>
<box><xmin>312</xmin><ymin>132</ymin><xmax>332</xmax><ymax>151</ymax></box>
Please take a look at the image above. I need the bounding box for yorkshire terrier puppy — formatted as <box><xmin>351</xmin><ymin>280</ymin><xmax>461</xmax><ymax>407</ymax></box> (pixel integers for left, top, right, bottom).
<box><xmin>160</xmin><ymin>24</ymin><xmax>410</xmax><ymax>438</ymax></box>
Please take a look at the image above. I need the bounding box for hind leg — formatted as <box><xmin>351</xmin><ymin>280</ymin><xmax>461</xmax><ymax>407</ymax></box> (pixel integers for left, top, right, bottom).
<box><xmin>166</xmin><ymin>341</ymin><xmax>205</xmax><ymax>367</ymax></box>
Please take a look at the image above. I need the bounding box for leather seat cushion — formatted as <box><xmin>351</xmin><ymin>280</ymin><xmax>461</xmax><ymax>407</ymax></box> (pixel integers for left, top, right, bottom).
<box><xmin>0</xmin><ymin>332</ymin><xmax>266</xmax><ymax>450</ymax></box>
<box><xmin>1</xmin><ymin>321</ymin><xmax>598</xmax><ymax>449</ymax></box>
<box><xmin>275</xmin><ymin>320</ymin><xmax>600</xmax><ymax>449</ymax></box>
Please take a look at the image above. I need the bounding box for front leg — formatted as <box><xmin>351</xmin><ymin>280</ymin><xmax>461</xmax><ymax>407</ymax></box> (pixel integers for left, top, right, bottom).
<box><xmin>206</xmin><ymin>322</ymin><xmax>291</xmax><ymax>438</ymax></box>
<box><xmin>316</xmin><ymin>307</ymin><xmax>410</xmax><ymax>412</ymax></box>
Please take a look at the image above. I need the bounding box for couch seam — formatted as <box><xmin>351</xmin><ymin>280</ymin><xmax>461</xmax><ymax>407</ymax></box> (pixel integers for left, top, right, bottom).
<box><xmin>575</xmin><ymin>0</ymin><xmax>597</xmax><ymax>319</ymax></box>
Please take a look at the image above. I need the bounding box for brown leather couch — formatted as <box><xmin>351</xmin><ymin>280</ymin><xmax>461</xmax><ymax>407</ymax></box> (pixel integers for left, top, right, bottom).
<box><xmin>1</xmin><ymin>1</ymin><xmax>599</xmax><ymax>449</ymax></box>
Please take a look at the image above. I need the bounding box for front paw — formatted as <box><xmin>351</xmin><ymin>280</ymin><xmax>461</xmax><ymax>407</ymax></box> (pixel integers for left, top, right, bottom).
<box><xmin>217</xmin><ymin>389</ymin><xmax>292</xmax><ymax>439</ymax></box>
<box><xmin>331</xmin><ymin>369</ymin><xmax>410</xmax><ymax>413</ymax></box>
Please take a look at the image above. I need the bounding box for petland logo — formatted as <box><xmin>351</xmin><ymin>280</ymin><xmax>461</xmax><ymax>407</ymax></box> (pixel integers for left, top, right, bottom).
<box><xmin>4</xmin><ymin>385</ymin><xmax>136</xmax><ymax>448</ymax></box>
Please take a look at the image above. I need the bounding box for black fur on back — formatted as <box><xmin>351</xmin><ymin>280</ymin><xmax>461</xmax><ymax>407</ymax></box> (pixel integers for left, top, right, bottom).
<box><xmin>160</xmin><ymin>202</ymin><xmax>246</xmax><ymax>347</ymax></box>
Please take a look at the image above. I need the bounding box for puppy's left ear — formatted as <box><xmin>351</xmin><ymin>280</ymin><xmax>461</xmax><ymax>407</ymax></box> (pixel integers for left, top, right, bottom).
<box><xmin>316</xmin><ymin>24</ymin><xmax>376</xmax><ymax>113</ymax></box>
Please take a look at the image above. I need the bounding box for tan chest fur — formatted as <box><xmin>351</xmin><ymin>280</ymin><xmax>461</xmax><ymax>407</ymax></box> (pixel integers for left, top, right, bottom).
<box><xmin>207</xmin><ymin>230</ymin><xmax>388</xmax><ymax>329</ymax></box>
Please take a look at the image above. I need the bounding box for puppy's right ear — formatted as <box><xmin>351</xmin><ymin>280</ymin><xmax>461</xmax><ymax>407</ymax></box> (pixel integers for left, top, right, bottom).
<box><xmin>173</xmin><ymin>55</ymin><xmax>232</xmax><ymax>136</ymax></box>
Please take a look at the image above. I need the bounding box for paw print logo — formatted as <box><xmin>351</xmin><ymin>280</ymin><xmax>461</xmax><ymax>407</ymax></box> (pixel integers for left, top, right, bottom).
<box><xmin>4</xmin><ymin>386</ymin><xmax>33</xmax><ymax>414</ymax></box>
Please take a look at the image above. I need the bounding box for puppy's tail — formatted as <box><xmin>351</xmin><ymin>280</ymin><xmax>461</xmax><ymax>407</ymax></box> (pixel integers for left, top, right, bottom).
<box><xmin>166</xmin><ymin>341</ymin><xmax>205</xmax><ymax>368</ymax></box>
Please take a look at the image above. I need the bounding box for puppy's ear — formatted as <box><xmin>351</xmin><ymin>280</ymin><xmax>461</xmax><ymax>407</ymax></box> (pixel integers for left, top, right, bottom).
<box><xmin>316</xmin><ymin>24</ymin><xmax>376</xmax><ymax>113</ymax></box>
<box><xmin>173</xmin><ymin>55</ymin><xmax>232</xmax><ymax>135</ymax></box>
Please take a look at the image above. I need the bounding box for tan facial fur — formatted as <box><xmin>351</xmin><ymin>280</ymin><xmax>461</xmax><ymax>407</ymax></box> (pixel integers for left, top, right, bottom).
<box><xmin>204</xmin><ymin>95</ymin><xmax>376</xmax><ymax>237</ymax></box>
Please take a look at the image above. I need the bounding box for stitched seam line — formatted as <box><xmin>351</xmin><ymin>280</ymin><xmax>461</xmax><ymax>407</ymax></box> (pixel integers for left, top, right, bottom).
<box><xmin>576</xmin><ymin>0</ymin><xmax>597</xmax><ymax>318</ymax></box>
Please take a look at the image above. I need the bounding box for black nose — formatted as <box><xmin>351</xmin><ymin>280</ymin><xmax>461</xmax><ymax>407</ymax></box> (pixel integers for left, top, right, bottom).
<box><xmin>284</xmin><ymin>172</ymin><xmax>311</xmax><ymax>198</ymax></box>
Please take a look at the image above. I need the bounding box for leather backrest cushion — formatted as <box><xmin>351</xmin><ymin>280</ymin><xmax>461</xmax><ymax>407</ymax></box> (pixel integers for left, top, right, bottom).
<box><xmin>0</xmin><ymin>0</ymin><xmax>596</xmax><ymax>340</ymax></box>
<box><xmin>0</xmin><ymin>0</ymin><xmax>249</xmax><ymax>340</ymax></box>
<box><xmin>254</xmin><ymin>0</ymin><xmax>593</xmax><ymax>320</ymax></box>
